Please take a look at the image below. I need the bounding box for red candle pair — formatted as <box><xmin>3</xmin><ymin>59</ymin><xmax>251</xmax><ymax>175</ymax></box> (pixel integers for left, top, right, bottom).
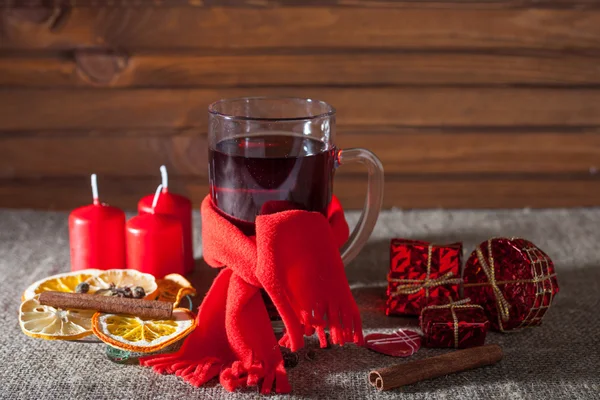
<box><xmin>69</xmin><ymin>167</ymin><xmax>194</xmax><ymax>278</ymax></box>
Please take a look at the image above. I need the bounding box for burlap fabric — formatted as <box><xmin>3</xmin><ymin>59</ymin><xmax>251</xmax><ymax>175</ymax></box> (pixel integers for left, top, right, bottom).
<box><xmin>1</xmin><ymin>208</ymin><xmax>598</xmax><ymax>399</ymax></box>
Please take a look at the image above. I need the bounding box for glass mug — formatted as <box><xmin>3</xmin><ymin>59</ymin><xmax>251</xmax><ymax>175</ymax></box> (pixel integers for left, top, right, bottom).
<box><xmin>208</xmin><ymin>97</ymin><xmax>384</xmax><ymax>265</ymax></box>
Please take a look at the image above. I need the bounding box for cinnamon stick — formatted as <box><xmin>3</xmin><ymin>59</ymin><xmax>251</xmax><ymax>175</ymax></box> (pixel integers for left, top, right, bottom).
<box><xmin>368</xmin><ymin>344</ymin><xmax>503</xmax><ymax>391</ymax></box>
<box><xmin>38</xmin><ymin>291</ymin><xmax>173</xmax><ymax>320</ymax></box>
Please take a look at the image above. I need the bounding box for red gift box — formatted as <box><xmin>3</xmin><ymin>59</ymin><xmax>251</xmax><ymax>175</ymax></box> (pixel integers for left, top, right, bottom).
<box><xmin>463</xmin><ymin>238</ymin><xmax>559</xmax><ymax>332</ymax></box>
<box><xmin>420</xmin><ymin>298</ymin><xmax>489</xmax><ymax>348</ymax></box>
<box><xmin>386</xmin><ymin>239</ymin><xmax>462</xmax><ymax>316</ymax></box>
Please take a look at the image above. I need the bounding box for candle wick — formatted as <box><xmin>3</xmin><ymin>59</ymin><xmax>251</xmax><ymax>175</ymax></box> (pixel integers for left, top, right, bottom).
<box><xmin>160</xmin><ymin>165</ymin><xmax>168</xmax><ymax>192</ymax></box>
<box><xmin>91</xmin><ymin>173</ymin><xmax>99</xmax><ymax>204</ymax></box>
<box><xmin>151</xmin><ymin>184</ymin><xmax>163</xmax><ymax>212</ymax></box>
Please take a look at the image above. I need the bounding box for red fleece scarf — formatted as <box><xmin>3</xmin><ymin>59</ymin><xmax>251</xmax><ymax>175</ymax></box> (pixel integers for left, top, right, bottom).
<box><xmin>140</xmin><ymin>195</ymin><xmax>363</xmax><ymax>394</ymax></box>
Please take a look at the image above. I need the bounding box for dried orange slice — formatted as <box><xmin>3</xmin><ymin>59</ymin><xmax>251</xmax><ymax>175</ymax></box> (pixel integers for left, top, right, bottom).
<box><xmin>85</xmin><ymin>269</ymin><xmax>158</xmax><ymax>299</ymax></box>
<box><xmin>19</xmin><ymin>295</ymin><xmax>95</xmax><ymax>340</ymax></box>
<box><xmin>22</xmin><ymin>269</ymin><xmax>102</xmax><ymax>301</ymax></box>
<box><xmin>91</xmin><ymin>308</ymin><xmax>196</xmax><ymax>353</ymax></box>
<box><xmin>155</xmin><ymin>273</ymin><xmax>196</xmax><ymax>306</ymax></box>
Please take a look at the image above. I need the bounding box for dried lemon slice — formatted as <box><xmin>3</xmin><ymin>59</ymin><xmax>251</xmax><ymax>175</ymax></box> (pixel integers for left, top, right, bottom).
<box><xmin>155</xmin><ymin>273</ymin><xmax>196</xmax><ymax>306</ymax></box>
<box><xmin>22</xmin><ymin>269</ymin><xmax>102</xmax><ymax>301</ymax></box>
<box><xmin>19</xmin><ymin>295</ymin><xmax>95</xmax><ymax>340</ymax></box>
<box><xmin>91</xmin><ymin>308</ymin><xmax>196</xmax><ymax>353</ymax></box>
<box><xmin>85</xmin><ymin>269</ymin><xmax>158</xmax><ymax>299</ymax></box>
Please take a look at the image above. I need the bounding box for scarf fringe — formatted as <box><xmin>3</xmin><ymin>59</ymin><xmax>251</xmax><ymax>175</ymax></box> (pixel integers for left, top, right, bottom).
<box><xmin>141</xmin><ymin>356</ymin><xmax>290</xmax><ymax>394</ymax></box>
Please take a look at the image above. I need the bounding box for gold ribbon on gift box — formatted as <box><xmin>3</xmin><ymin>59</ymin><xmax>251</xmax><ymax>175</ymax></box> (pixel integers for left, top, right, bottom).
<box><xmin>388</xmin><ymin>245</ymin><xmax>462</xmax><ymax>299</ymax></box>
<box><xmin>463</xmin><ymin>238</ymin><xmax>557</xmax><ymax>332</ymax></box>
<box><xmin>420</xmin><ymin>297</ymin><xmax>484</xmax><ymax>348</ymax></box>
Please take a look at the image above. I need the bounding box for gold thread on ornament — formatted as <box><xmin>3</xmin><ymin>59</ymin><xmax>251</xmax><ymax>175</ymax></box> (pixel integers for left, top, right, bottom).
<box><xmin>462</xmin><ymin>273</ymin><xmax>557</xmax><ymax>287</ymax></box>
<box><xmin>473</xmin><ymin>240</ymin><xmax>512</xmax><ymax>328</ymax></box>
<box><xmin>464</xmin><ymin>239</ymin><xmax>556</xmax><ymax>333</ymax></box>
<box><xmin>420</xmin><ymin>298</ymin><xmax>483</xmax><ymax>348</ymax></box>
<box><xmin>516</xmin><ymin>247</ymin><xmax>555</xmax><ymax>329</ymax></box>
<box><xmin>426</xmin><ymin>245</ymin><xmax>431</xmax><ymax>299</ymax></box>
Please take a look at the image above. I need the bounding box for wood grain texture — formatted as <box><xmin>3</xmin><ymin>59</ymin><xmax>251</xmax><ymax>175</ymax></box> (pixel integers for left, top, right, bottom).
<box><xmin>0</xmin><ymin>176</ymin><xmax>597</xmax><ymax>210</ymax></box>
<box><xmin>1</xmin><ymin>3</ymin><xmax>598</xmax><ymax>210</ymax></box>
<box><xmin>2</xmin><ymin>87</ymin><xmax>600</xmax><ymax>130</ymax></box>
<box><xmin>2</xmin><ymin>0</ymin><xmax>598</xmax><ymax>10</ymax></box>
<box><xmin>0</xmin><ymin>135</ymin><xmax>208</xmax><ymax>178</ymax></box>
<box><xmin>2</xmin><ymin>8</ymin><xmax>600</xmax><ymax>51</ymax></box>
<box><xmin>0</xmin><ymin>130</ymin><xmax>598</xmax><ymax>178</ymax></box>
<box><xmin>3</xmin><ymin>52</ymin><xmax>600</xmax><ymax>87</ymax></box>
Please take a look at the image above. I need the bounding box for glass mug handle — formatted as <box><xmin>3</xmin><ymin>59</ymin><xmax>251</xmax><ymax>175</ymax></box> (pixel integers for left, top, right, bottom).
<box><xmin>336</xmin><ymin>148</ymin><xmax>384</xmax><ymax>266</ymax></box>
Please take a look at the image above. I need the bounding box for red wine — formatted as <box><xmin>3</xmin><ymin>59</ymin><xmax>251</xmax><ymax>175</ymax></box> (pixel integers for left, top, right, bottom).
<box><xmin>209</xmin><ymin>133</ymin><xmax>336</xmax><ymax>227</ymax></box>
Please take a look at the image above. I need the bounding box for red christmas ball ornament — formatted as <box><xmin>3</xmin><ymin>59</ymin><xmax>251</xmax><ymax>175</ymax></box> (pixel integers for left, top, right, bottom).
<box><xmin>463</xmin><ymin>238</ymin><xmax>559</xmax><ymax>332</ymax></box>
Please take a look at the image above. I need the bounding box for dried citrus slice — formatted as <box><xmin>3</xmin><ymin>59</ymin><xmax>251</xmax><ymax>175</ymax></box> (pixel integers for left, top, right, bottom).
<box><xmin>22</xmin><ymin>269</ymin><xmax>102</xmax><ymax>301</ymax></box>
<box><xmin>85</xmin><ymin>269</ymin><xmax>158</xmax><ymax>299</ymax></box>
<box><xmin>19</xmin><ymin>295</ymin><xmax>95</xmax><ymax>340</ymax></box>
<box><xmin>155</xmin><ymin>273</ymin><xmax>196</xmax><ymax>306</ymax></box>
<box><xmin>91</xmin><ymin>308</ymin><xmax>196</xmax><ymax>353</ymax></box>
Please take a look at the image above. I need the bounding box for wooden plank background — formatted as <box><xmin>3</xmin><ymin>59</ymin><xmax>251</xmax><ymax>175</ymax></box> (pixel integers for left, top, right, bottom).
<box><xmin>0</xmin><ymin>1</ymin><xmax>599</xmax><ymax>210</ymax></box>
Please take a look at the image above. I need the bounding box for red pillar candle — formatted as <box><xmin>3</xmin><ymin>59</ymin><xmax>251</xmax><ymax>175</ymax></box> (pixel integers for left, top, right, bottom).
<box><xmin>138</xmin><ymin>166</ymin><xmax>194</xmax><ymax>274</ymax></box>
<box><xmin>69</xmin><ymin>174</ymin><xmax>126</xmax><ymax>272</ymax></box>
<box><xmin>127</xmin><ymin>184</ymin><xmax>185</xmax><ymax>278</ymax></box>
